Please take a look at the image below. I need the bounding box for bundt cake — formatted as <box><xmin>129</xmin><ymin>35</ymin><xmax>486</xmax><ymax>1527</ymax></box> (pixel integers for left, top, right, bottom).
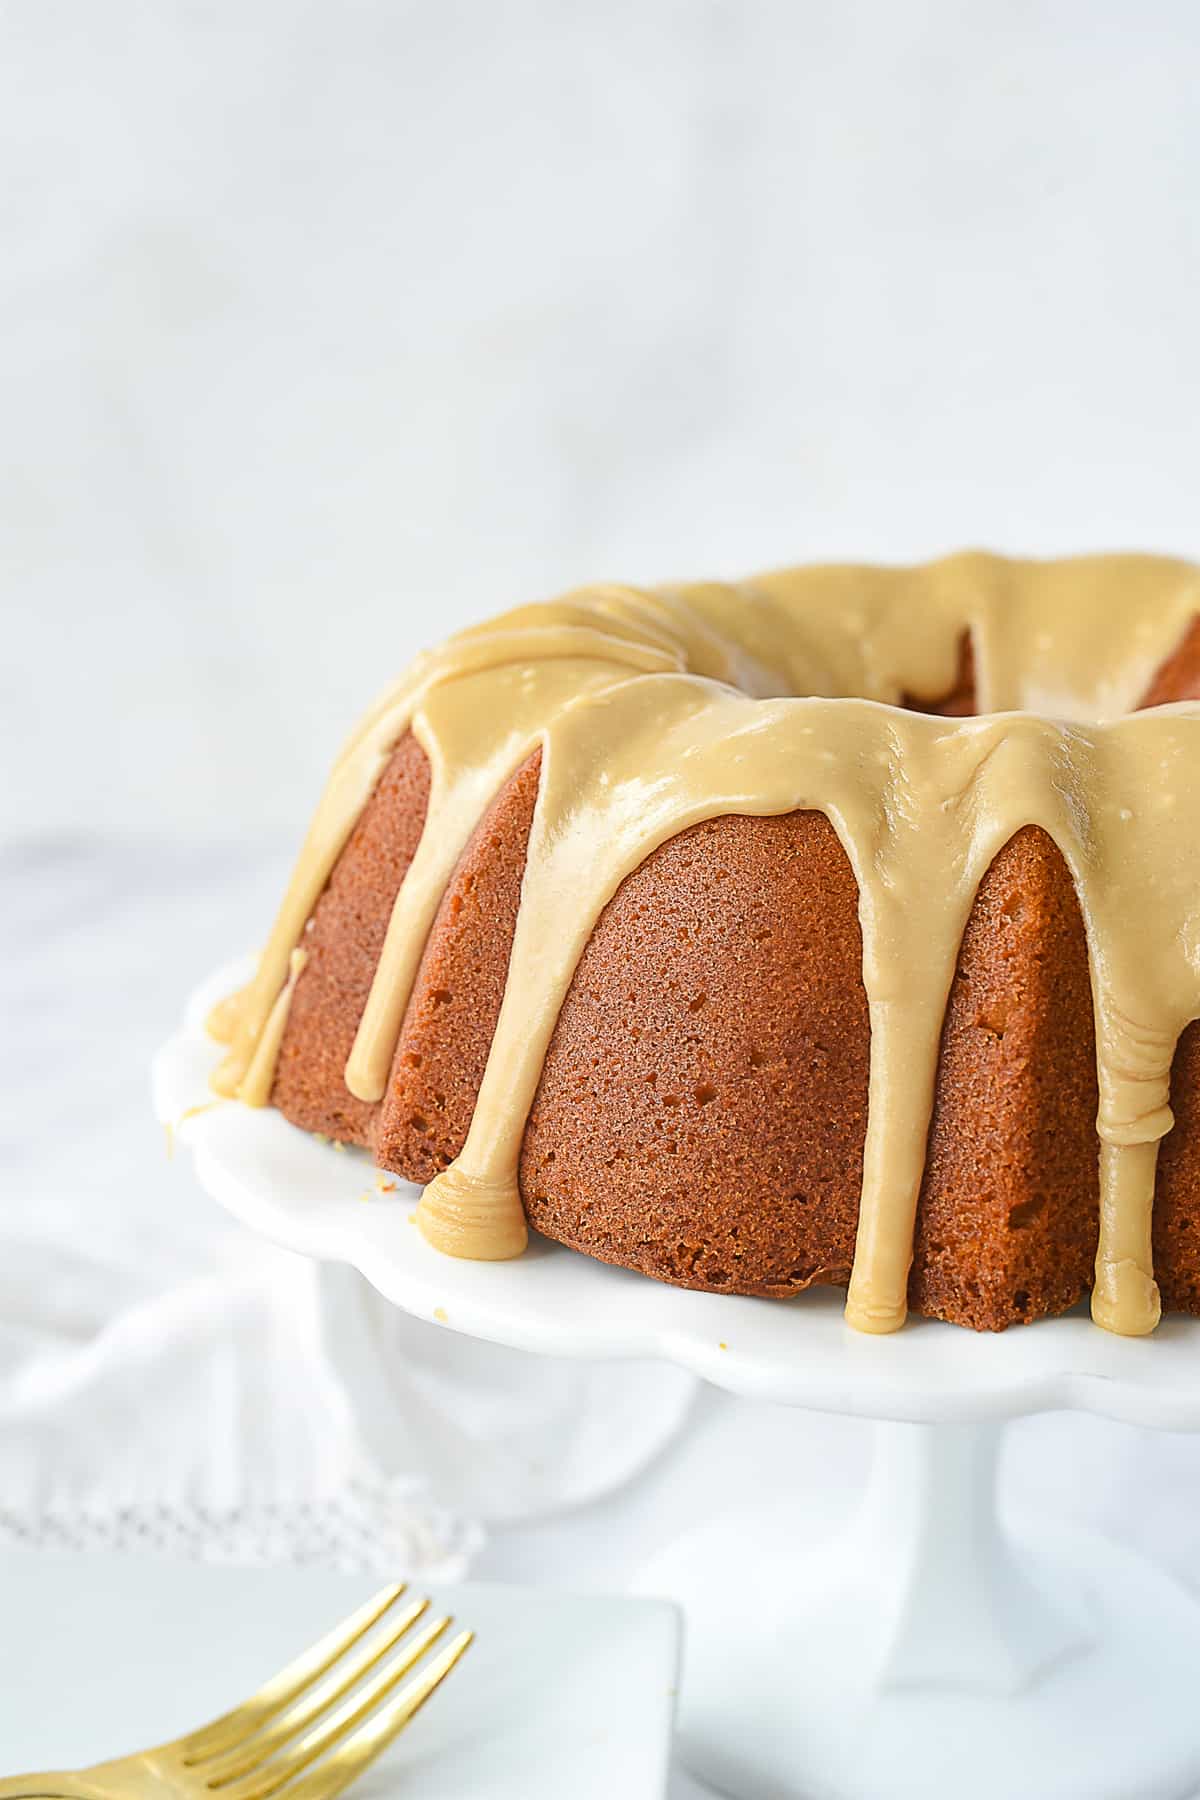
<box><xmin>207</xmin><ymin>552</ymin><xmax>1200</xmax><ymax>1337</ymax></box>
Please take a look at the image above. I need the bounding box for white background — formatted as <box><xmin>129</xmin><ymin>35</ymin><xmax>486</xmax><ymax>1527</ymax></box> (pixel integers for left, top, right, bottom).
<box><xmin>4</xmin><ymin>0</ymin><xmax>1199</xmax><ymax>843</ymax></box>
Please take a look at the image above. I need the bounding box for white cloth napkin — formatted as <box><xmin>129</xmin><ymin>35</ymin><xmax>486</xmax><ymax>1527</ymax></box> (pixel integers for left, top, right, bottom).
<box><xmin>0</xmin><ymin>842</ymin><xmax>697</xmax><ymax>1578</ymax></box>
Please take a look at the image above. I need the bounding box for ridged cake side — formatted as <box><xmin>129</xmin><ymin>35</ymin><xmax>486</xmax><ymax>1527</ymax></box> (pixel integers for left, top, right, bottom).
<box><xmin>256</xmin><ymin>589</ymin><xmax>1200</xmax><ymax>1332</ymax></box>
<box><xmin>271</xmin><ymin>734</ymin><xmax>430</xmax><ymax>1145</ymax></box>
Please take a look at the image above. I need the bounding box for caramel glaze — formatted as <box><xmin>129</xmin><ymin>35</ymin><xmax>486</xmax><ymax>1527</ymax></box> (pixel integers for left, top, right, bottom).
<box><xmin>209</xmin><ymin>552</ymin><xmax>1200</xmax><ymax>1336</ymax></box>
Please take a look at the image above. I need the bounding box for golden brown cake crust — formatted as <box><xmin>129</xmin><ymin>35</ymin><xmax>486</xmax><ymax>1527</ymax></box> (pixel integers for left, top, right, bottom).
<box><xmin>910</xmin><ymin>826</ymin><xmax>1099</xmax><ymax>1329</ymax></box>
<box><xmin>521</xmin><ymin>809</ymin><xmax>869</xmax><ymax>1296</ymax></box>
<box><xmin>374</xmin><ymin>753</ymin><xmax>543</xmax><ymax>1181</ymax></box>
<box><xmin>1155</xmin><ymin>1022</ymin><xmax>1200</xmax><ymax>1316</ymax></box>
<box><xmin>1139</xmin><ymin>614</ymin><xmax>1200</xmax><ymax>1316</ymax></box>
<box><xmin>271</xmin><ymin>734</ymin><xmax>430</xmax><ymax>1144</ymax></box>
<box><xmin>514</xmin><ymin>819</ymin><xmax>1103</xmax><ymax>1327</ymax></box>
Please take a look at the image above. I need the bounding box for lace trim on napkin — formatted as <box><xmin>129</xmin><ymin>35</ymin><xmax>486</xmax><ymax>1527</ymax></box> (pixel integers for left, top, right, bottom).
<box><xmin>0</xmin><ymin>1479</ymin><xmax>482</xmax><ymax>1578</ymax></box>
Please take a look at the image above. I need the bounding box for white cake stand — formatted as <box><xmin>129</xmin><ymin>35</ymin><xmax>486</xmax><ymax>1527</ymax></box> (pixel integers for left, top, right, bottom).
<box><xmin>155</xmin><ymin>963</ymin><xmax>1200</xmax><ymax>1800</ymax></box>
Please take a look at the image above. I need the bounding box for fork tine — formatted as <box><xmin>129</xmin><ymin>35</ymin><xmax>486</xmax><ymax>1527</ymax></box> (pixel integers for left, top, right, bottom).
<box><xmin>199</xmin><ymin>1596</ymin><xmax>431</xmax><ymax>1784</ymax></box>
<box><xmin>223</xmin><ymin>1616</ymin><xmax>455</xmax><ymax>1800</ymax></box>
<box><xmin>183</xmin><ymin>1582</ymin><xmax>408</xmax><ymax>1762</ymax></box>
<box><xmin>259</xmin><ymin>1630</ymin><xmax>475</xmax><ymax>1800</ymax></box>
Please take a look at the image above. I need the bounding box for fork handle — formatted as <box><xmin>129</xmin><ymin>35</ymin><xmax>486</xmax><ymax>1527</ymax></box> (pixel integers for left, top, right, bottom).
<box><xmin>0</xmin><ymin>1776</ymin><xmax>95</xmax><ymax>1798</ymax></box>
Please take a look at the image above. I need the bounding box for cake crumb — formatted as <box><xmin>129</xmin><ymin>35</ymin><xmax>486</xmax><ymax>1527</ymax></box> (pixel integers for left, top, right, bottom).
<box><xmin>358</xmin><ymin>1190</ymin><xmax>372</xmax><ymax>1203</ymax></box>
<box><xmin>332</xmin><ymin>1139</ymin><xmax>346</xmax><ymax>1152</ymax></box>
<box><xmin>718</xmin><ymin>1341</ymin><xmax>728</xmax><ymax>1351</ymax></box>
<box><xmin>313</xmin><ymin>1132</ymin><xmax>329</xmax><ymax>1145</ymax></box>
<box><xmin>376</xmin><ymin>1177</ymin><xmax>396</xmax><ymax>1193</ymax></box>
<box><xmin>433</xmin><ymin>1305</ymin><xmax>448</xmax><ymax>1323</ymax></box>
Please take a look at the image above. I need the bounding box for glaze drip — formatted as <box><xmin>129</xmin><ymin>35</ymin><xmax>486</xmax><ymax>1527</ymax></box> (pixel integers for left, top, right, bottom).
<box><xmin>210</xmin><ymin>551</ymin><xmax>1200</xmax><ymax>1336</ymax></box>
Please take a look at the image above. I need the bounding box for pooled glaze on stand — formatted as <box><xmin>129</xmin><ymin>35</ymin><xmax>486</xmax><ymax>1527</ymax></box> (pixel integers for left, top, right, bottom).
<box><xmin>209</xmin><ymin>552</ymin><xmax>1200</xmax><ymax>1337</ymax></box>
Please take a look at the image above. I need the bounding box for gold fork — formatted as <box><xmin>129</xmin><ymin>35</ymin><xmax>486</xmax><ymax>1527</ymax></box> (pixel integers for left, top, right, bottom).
<box><xmin>0</xmin><ymin>1581</ymin><xmax>473</xmax><ymax>1800</ymax></box>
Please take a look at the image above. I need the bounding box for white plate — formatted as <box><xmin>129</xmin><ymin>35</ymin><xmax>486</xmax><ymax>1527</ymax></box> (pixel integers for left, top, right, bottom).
<box><xmin>0</xmin><ymin>1551</ymin><xmax>680</xmax><ymax>1797</ymax></box>
<box><xmin>154</xmin><ymin>960</ymin><xmax>1200</xmax><ymax>1429</ymax></box>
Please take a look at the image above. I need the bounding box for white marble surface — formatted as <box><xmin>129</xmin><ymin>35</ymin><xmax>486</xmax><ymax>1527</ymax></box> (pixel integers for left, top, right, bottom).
<box><xmin>3</xmin><ymin>0</ymin><xmax>1200</xmax><ymax>844</ymax></box>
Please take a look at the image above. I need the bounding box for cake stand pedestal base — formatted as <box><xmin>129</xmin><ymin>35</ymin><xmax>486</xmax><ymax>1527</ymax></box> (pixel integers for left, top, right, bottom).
<box><xmin>641</xmin><ymin>1418</ymin><xmax>1200</xmax><ymax>1800</ymax></box>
